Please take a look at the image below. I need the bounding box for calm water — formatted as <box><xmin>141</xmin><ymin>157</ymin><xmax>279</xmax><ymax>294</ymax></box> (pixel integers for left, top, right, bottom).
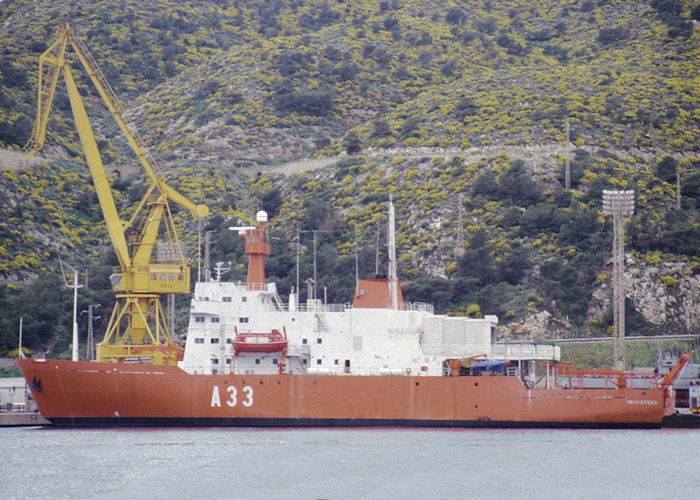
<box><xmin>1</xmin><ymin>427</ymin><xmax>698</xmax><ymax>499</ymax></box>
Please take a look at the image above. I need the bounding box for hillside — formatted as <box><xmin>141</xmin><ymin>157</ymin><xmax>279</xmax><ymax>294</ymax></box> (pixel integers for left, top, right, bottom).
<box><xmin>0</xmin><ymin>0</ymin><xmax>698</xmax><ymax>356</ymax></box>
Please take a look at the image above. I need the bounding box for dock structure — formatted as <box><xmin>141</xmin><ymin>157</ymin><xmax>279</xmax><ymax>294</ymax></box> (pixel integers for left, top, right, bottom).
<box><xmin>0</xmin><ymin>375</ymin><xmax>51</xmax><ymax>426</ymax></box>
<box><xmin>0</xmin><ymin>412</ymin><xmax>51</xmax><ymax>426</ymax></box>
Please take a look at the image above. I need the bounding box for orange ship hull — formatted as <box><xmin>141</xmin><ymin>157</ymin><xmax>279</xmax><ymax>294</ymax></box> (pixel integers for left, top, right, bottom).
<box><xmin>17</xmin><ymin>359</ymin><xmax>667</xmax><ymax>428</ymax></box>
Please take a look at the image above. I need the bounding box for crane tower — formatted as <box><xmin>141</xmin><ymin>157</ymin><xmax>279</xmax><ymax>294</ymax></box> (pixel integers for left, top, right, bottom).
<box><xmin>24</xmin><ymin>24</ymin><xmax>209</xmax><ymax>365</ymax></box>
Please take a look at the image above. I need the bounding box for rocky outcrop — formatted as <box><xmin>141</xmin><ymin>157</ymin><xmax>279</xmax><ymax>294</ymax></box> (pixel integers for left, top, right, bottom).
<box><xmin>589</xmin><ymin>257</ymin><xmax>699</xmax><ymax>333</ymax></box>
<box><xmin>497</xmin><ymin>310</ymin><xmax>570</xmax><ymax>341</ymax></box>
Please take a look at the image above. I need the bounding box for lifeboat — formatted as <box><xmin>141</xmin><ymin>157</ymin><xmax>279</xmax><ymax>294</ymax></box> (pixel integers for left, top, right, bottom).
<box><xmin>232</xmin><ymin>327</ymin><xmax>288</xmax><ymax>353</ymax></box>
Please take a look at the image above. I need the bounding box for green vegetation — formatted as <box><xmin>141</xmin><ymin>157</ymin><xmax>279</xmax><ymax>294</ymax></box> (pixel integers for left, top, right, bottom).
<box><xmin>0</xmin><ymin>0</ymin><xmax>698</xmax><ymax>355</ymax></box>
<box><xmin>0</xmin><ymin>366</ymin><xmax>22</xmax><ymax>377</ymax></box>
<box><xmin>557</xmin><ymin>338</ymin><xmax>699</xmax><ymax>370</ymax></box>
<box><xmin>1</xmin><ymin>1</ymin><xmax>697</xmax><ymax>158</ymax></box>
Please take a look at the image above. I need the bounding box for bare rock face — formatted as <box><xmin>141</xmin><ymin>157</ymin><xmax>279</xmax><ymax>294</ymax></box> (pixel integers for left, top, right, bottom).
<box><xmin>497</xmin><ymin>310</ymin><xmax>565</xmax><ymax>341</ymax></box>
<box><xmin>0</xmin><ymin>147</ymin><xmax>67</xmax><ymax>170</ymax></box>
<box><xmin>628</xmin><ymin>261</ymin><xmax>699</xmax><ymax>332</ymax></box>
<box><xmin>497</xmin><ymin>257</ymin><xmax>699</xmax><ymax>341</ymax></box>
<box><xmin>590</xmin><ymin>256</ymin><xmax>699</xmax><ymax>333</ymax></box>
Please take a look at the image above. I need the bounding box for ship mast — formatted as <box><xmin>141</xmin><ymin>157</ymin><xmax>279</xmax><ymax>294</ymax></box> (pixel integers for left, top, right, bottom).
<box><xmin>387</xmin><ymin>195</ymin><xmax>398</xmax><ymax>310</ymax></box>
<box><xmin>232</xmin><ymin>210</ymin><xmax>271</xmax><ymax>289</ymax></box>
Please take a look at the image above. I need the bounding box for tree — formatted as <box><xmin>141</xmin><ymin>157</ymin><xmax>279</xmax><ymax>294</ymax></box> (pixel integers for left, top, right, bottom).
<box><xmin>597</xmin><ymin>27</ymin><xmax>629</xmax><ymax>45</ymax></box>
<box><xmin>344</xmin><ymin>131</ymin><xmax>362</xmax><ymax>154</ymax></box>
<box><xmin>0</xmin><ymin>273</ymin><xmax>68</xmax><ymax>354</ymax></box>
<box><xmin>371</xmin><ymin>120</ymin><xmax>392</xmax><ymax>138</ymax></box>
<box><xmin>692</xmin><ymin>4</ymin><xmax>700</xmax><ymax>21</ymax></box>
<box><xmin>445</xmin><ymin>7</ymin><xmax>466</xmax><ymax>26</ymax></box>
<box><xmin>403</xmin><ymin>276</ymin><xmax>453</xmax><ymax>313</ymax></box>
<box><xmin>655</xmin><ymin>155</ymin><xmax>677</xmax><ymax>183</ymax></box>
<box><xmin>456</xmin><ymin>229</ymin><xmax>495</xmax><ymax>286</ymax></box>
<box><xmin>499</xmin><ymin>245</ymin><xmax>531</xmax><ymax>285</ymax></box>
<box><xmin>274</xmin><ymin>83</ymin><xmax>334</xmax><ymax>116</ymax></box>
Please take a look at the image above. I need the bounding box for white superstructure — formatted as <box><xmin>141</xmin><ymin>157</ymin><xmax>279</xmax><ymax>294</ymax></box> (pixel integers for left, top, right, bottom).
<box><xmin>180</xmin><ymin>199</ymin><xmax>560</xmax><ymax>377</ymax></box>
<box><xmin>180</xmin><ymin>280</ymin><xmax>506</xmax><ymax>376</ymax></box>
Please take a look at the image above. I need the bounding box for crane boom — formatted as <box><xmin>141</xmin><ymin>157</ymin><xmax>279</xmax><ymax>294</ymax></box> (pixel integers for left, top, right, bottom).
<box><xmin>24</xmin><ymin>23</ymin><xmax>209</xmax><ymax>365</ymax></box>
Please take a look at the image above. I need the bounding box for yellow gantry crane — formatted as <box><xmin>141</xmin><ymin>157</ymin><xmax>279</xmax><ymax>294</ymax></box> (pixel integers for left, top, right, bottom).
<box><xmin>24</xmin><ymin>23</ymin><xmax>209</xmax><ymax>365</ymax></box>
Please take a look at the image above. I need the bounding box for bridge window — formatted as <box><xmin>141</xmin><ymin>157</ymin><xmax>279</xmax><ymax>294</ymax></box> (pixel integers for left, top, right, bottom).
<box><xmin>210</xmin><ymin>338</ymin><xmax>219</xmax><ymax>344</ymax></box>
<box><xmin>223</xmin><ymin>297</ymin><xmax>232</xmax><ymax>302</ymax></box>
<box><xmin>194</xmin><ymin>317</ymin><xmax>205</xmax><ymax>323</ymax></box>
<box><xmin>317</xmin><ymin>359</ymin><xmax>322</xmax><ymax>365</ymax></box>
<box><xmin>239</xmin><ymin>317</ymin><xmax>249</xmax><ymax>323</ymax></box>
<box><xmin>194</xmin><ymin>338</ymin><xmax>204</xmax><ymax>344</ymax></box>
<box><xmin>211</xmin><ymin>317</ymin><xmax>220</xmax><ymax>323</ymax></box>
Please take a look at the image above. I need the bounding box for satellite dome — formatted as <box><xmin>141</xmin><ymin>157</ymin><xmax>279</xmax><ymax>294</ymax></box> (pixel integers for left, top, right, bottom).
<box><xmin>256</xmin><ymin>210</ymin><xmax>268</xmax><ymax>223</ymax></box>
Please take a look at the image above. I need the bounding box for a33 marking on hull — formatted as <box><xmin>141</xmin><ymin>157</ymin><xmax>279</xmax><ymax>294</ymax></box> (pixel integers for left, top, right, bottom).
<box><xmin>210</xmin><ymin>385</ymin><xmax>254</xmax><ymax>408</ymax></box>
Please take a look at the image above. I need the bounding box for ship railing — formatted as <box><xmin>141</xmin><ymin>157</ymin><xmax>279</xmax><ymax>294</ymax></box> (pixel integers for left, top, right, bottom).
<box><xmin>281</xmin><ymin>302</ymin><xmax>433</xmax><ymax>313</ymax></box>
<box><xmin>284</xmin><ymin>303</ymin><xmax>349</xmax><ymax>313</ymax></box>
<box><xmin>401</xmin><ymin>302</ymin><xmax>434</xmax><ymax>313</ymax></box>
<box><xmin>492</xmin><ymin>343</ymin><xmax>560</xmax><ymax>362</ymax></box>
<box><xmin>203</xmin><ymin>281</ymin><xmax>278</xmax><ymax>294</ymax></box>
<box><xmin>1</xmin><ymin>402</ymin><xmax>24</xmax><ymax>413</ymax></box>
<box><xmin>554</xmin><ymin>367</ymin><xmax>665</xmax><ymax>390</ymax></box>
<box><xmin>246</xmin><ymin>282</ymin><xmax>272</xmax><ymax>292</ymax></box>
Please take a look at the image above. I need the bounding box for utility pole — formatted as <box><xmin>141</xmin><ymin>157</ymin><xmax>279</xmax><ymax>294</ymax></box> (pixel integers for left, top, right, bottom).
<box><xmin>197</xmin><ymin>216</ymin><xmax>202</xmax><ymax>282</ymax></box>
<box><xmin>602</xmin><ymin>190</ymin><xmax>635</xmax><ymax>371</ymax></box>
<box><xmin>355</xmin><ymin>224</ymin><xmax>359</xmax><ymax>295</ymax></box>
<box><xmin>387</xmin><ymin>195</ymin><xmax>398</xmax><ymax>310</ymax></box>
<box><xmin>214</xmin><ymin>261</ymin><xmax>232</xmax><ymax>282</ymax></box>
<box><xmin>59</xmin><ymin>257</ymin><xmax>82</xmax><ymax>361</ymax></box>
<box><xmin>18</xmin><ymin>317</ymin><xmax>26</xmax><ymax>359</ymax></box>
<box><xmin>70</xmin><ymin>270</ymin><xmax>80</xmax><ymax>361</ymax></box>
<box><xmin>296</xmin><ymin>224</ymin><xmax>300</xmax><ymax>298</ymax></box>
<box><xmin>454</xmin><ymin>194</ymin><xmax>465</xmax><ymax>258</ymax></box>
<box><xmin>565</xmin><ymin>116</ymin><xmax>571</xmax><ymax>191</ymax></box>
<box><xmin>375</xmin><ymin>226</ymin><xmax>380</xmax><ymax>276</ymax></box>
<box><xmin>301</xmin><ymin>229</ymin><xmax>330</xmax><ymax>301</ymax></box>
<box><xmin>81</xmin><ymin>304</ymin><xmax>100</xmax><ymax>361</ymax></box>
<box><xmin>203</xmin><ymin>230</ymin><xmax>213</xmax><ymax>282</ymax></box>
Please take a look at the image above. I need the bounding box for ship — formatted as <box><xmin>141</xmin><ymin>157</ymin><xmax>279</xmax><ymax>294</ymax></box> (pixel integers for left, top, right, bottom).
<box><xmin>654</xmin><ymin>352</ymin><xmax>700</xmax><ymax>408</ymax></box>
<box><xmin>16</xmin><ymin>23</ymin><xmax>690</xmax><ymax>428</ymax></box>
<box><xmin>16</xmin><ymin>202</ymin><xmax>691</xmax><ymax>428</ymax></box>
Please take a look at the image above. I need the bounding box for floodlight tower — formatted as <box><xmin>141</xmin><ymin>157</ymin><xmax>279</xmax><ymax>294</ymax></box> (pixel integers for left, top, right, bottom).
<box><xmin>565</xmin><ymin>117</ymin><xmax>571</xmax><ymax>190</ymax></box>
<box><xmin>602</xmin><ymin>190</ymin><xmax>635</xmax><ymax>371</ymax></box>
